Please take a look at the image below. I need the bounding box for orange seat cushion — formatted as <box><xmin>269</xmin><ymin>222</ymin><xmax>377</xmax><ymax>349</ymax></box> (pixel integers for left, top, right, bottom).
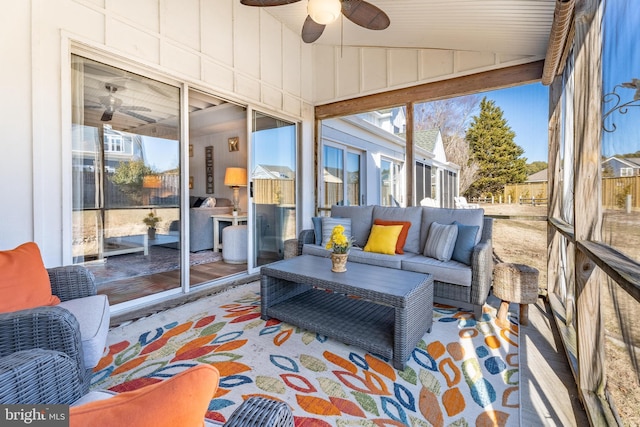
<box><xmin>373</xmin><ymin>219</ymin><xmax>412</xmax><ymax>254</ymax></box>
<box><xmin>70</xmin><ymin>365</ymin><xmax>220</xmax><ymax>427</ymax></box>
<box><xmin>0</xmin><ymin>242</ymin><xmax>60</xmax><ymax>313</ymax></box>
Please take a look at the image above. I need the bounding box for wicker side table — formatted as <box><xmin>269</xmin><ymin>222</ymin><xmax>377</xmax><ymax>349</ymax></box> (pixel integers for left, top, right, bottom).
<box><xmin>283</xmin><ymin>239</ymin><xmax>298</xmax><ymax>259</ymax></box>
<box><xmin>492</xmin><ymin>263</ymin><xmax>539</xmax><ymax>327</ymax></box>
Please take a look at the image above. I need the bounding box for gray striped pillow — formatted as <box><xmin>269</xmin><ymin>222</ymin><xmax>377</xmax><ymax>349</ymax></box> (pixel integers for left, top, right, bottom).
<box><xmin>321</xmin><ymin>217</ymin><xmax>352</xmax><ymax>248</ymax></box>
<box><xmin>423</xmin><ymin>222</ymin><xmax>458</xmax><ymax>261</ymax></box>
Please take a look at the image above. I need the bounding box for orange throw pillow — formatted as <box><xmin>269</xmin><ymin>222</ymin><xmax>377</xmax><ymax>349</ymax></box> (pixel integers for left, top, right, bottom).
<box><xmin>70</xmin><ymin>365</ymin><xmax>220</xmax><ymax>427</ymax></box>
<box><xmin>374</xmin><ymin>219</ymin><xmax>412</xmax><ymax>254</ymax></box>
<box><xmin>0</xmin><ymin>242</ymin><xmax>60</xmax><ymax>313</ymax></box>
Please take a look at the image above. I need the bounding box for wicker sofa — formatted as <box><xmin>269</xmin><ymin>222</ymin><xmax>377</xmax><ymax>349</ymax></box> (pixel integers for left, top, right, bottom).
<box><xmin>298</xmin><ymin>205</ymin><xmax>493</xmax><ymax>319</ymax></box>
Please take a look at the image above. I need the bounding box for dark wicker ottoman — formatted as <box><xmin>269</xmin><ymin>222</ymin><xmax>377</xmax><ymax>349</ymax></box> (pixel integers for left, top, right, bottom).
<box><xmin>260</xmin><ymin>255</ymin><xmax>433</xmax><ymax>370</ymax></box>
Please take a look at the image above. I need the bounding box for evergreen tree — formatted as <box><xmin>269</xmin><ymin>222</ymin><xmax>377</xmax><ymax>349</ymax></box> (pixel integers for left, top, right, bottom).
<box><xmin>465</xmin><ymin>97</ymin><xmax>527</xmax><ymax>198</ymax></box>
<box><xmin>526</xmin><ymin>161</ymin><xmax>548</xmax><ymax>175</ymax></box>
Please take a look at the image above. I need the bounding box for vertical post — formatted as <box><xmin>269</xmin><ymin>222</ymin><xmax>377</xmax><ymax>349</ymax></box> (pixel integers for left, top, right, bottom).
<box><xmin>548</xmin><ymin>77</ymin><xmax>563</xmax><ymax>297</ymax></box>
<box><xmin>573</xmin><ymin>0</ymin><xmax>604</xmax><ymax>398</ymax></box>
<box><xmin>405</xmin><ymin>103</ymin><xmax>414</xmax><ymax>206</ymax></box>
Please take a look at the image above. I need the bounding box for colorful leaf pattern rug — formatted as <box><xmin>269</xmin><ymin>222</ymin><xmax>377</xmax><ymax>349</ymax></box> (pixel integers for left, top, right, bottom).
<box><xmin>92</xmin><ymin>282</ymin><xmax>520</xmax><ymax>426</ymax></box>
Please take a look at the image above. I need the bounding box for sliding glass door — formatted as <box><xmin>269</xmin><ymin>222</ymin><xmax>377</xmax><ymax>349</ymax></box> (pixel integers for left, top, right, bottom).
<box><xmin>250</xmin><ymin>111</ymin><xmax>297</xmax><ymax>267</ymax></box>
<box><xmin>71</xmin><ymin>55</ymin><xmax>182</xmax><ymax>305</ymax></box>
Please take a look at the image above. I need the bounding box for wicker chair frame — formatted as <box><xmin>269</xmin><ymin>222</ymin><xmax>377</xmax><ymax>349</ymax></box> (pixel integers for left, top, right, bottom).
<box><xmin>0</xmin><ymin>265</ymin><xmax>98</xmax><ymax>399</ymax></box>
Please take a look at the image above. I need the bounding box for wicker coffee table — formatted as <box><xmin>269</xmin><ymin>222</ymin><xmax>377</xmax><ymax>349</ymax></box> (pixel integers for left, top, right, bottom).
<box><xmin>260</xmin><ymin>255</ymin><xmax>433</xmax><ymax>369</ymax></box>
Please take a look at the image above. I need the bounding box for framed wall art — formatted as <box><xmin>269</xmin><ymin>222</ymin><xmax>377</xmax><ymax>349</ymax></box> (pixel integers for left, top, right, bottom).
<box><xmin>205</xmin><ymin>146</ymin><xmax>214</xmax><ymax>194</ymax></box>
<box><xmin>228</xmin><ymin>136</ymin><xmax>239</xmax><ymax>152</ymax></box>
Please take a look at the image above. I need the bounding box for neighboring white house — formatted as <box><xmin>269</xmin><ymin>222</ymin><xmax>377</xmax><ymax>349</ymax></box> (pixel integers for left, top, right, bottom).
<box><xmin>602</xmin><ymin>156</ymin><xmax>640</xmax><ymax>177</ymax></box>
<box><xmin>405</xmin><ymin>128</ymin><xmax>460</xmax><ymax>208</ymax></box>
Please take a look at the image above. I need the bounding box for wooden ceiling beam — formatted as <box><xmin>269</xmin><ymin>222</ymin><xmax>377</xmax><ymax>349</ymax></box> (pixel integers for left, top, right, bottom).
<box><xmin>315</xmin><ymin>60</ymin><xmax>544</xmax><ymax>119</ymax></box>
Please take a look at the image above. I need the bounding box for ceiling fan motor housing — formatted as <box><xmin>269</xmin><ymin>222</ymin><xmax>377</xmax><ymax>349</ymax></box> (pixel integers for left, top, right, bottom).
<box><xmin>307</xmin><ymin>0</ymin><xmax>341</xmax><ymax>25</ymax></box>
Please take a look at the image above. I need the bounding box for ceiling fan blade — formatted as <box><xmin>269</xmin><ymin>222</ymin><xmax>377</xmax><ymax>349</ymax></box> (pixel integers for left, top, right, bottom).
<box><xmin>301</xmin><ymin>16</ymin><xmax>325</xmax><ymax>43</ymax></box>
<box><xmin>120</xmin><ymin>105</ymin><xmax>152</xmax><ymax>112</ymax></box>
<box><xmin>240</xmin><ymin>0</ymin><xmax>301</xmax><ymax>6</ymax></box>
<box><xmin>101</xmin><ymin>110</ymin><xmax>114</xmax><ymax>122</ymax></box>
<box><xmin>341</xmin><ymin>0</ymin><xmax>390</xmax><ymax>30</ymax></box>
<box><xmin>121</xmin><ymin>110</ymin><xmax>157</xmax><ymax>123</ymax></box>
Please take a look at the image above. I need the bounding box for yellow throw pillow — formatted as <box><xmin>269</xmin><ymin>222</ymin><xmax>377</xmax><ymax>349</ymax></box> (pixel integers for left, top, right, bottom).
<box><xmin>70</xmin><ymin>364</ymin><xmax>219</xmax><ymax>427</ymax></box>
<box><xmin>363</xmin><ymin>224</ymin><xmax>404</xmax><ymax>255</ymax></box>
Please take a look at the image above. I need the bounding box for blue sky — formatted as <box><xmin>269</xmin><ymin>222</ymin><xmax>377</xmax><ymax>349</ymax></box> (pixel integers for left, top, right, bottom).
<box><xmin>481</xmin><ymin>83</ymin><xmax>549</xmax><ymax>163</ymax></box>
<box><xmin>602</xmin><ymin>1</ymin><xmax>640</xmax><ymax>157</ymax></box>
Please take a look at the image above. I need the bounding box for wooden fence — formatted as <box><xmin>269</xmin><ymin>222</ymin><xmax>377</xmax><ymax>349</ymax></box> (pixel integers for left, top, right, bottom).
<box><xmin>503</xmin><ymin>176</ymin><xmax>640</xmax><ymax>209</ymax></box>
<box><xmin>73</xmin><ymin>171</ymin><xmax>180</xmax><ymax>209</ymax></box>
<box><xmin>502</xmin><ymin>182</ymin><xmax>548</xmax><ymax>205</ymax></box>
<box><xmin>253</xmin><ymin>178</ymin><xmax>295</xmax><ymax>205</ymax></box>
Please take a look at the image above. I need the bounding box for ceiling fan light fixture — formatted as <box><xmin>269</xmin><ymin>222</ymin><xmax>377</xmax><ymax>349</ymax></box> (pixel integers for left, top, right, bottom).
<box><xmin>307</xmin><ymin>0</ymin><xmax>341</xmax><ymax>25</ymax></box>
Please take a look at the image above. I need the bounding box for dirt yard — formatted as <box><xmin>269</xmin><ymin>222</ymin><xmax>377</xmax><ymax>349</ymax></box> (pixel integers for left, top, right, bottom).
<box><xmin>481</xmin><ymin>202</ymin><xmax>640</xmax><ymax>425</ymax></box>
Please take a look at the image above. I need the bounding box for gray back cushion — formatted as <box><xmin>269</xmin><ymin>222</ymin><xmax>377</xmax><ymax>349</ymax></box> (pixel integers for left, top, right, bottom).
<box><xmin>420</xmin><ymin>207</ymin><xmax>484</xmax><ymax>251</ymax></box>
<box><xmin>372</xmin><ymin>206</ymin><xmax>423</xmax><ymax>253</ymax></box>
<box><xmin>331</xmin><ymin>205</ymin><xmax>374</xmax><ymax>248</ymax></box>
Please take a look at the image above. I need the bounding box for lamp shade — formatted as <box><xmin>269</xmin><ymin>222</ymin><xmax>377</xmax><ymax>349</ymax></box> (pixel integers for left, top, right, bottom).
<box><xmin>142</xmin><ymin>174</ymin><xmax>162</xmax><ymax>189</ymax></box>
<box><xmin>224</xmin><ymin>167</ymin><xmax>247</xmax><ymax>187</ymax></box>
<box><xmin>307</xmin><ymin>0</ymin><xmax>341</xmax><ymax>25</ymax></box>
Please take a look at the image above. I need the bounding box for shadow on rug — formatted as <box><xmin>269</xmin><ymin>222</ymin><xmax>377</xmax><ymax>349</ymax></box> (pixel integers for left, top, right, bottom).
<box><xmin>86</xmin><ymin>246</ymin><xmax>221</xmax><ymax>284</ymax></box>
<box><xmin>92</xmin><ymin>282</ymin><xmax>520</xmax><ymax>426</ymax></box>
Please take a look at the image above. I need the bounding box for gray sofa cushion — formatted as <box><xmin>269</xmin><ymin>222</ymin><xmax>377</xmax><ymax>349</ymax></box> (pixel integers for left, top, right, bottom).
<box><xmin>372</xmin><ymin>206</ymin><xmax>423</xmax><ymax>253</ymax></box>
<box><xmin>347</xmin><ymin>247</ymin><xmax>408</xmax><ymax>269</ymax></box>
<box><xmin>302</xmin><ymin>244</ymin><xmax>407</xmax><ymax>269</ymax></box>
<box><xmin>57</xmin><ymin>294</ymin><xmax>110</xmax><ymax>369</ymax></box>
<box><xmin>420</xmin><ymin>207</ymin><xmax>484</xmax><ymax>251</ymax></box>
<box><xmin>402</xmin><ymin>255</ymin><xmax>472</xmax><ymax>287</ymax></box>
<box><xmin>302</xmin><ymin>243</ymin><xmax>331</xmax><ymax>258</ymax></box>
<box><xmin>331</xmin><ymin>205</ymin><xmax>374</xmax><ymax>248</ymax></box>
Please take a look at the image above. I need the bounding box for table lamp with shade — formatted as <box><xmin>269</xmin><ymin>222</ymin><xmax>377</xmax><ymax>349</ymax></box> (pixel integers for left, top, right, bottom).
<box><xmin>224</xmin><ymin>167</ymin><xmax>247</xmax><ymax>214</ymax></box>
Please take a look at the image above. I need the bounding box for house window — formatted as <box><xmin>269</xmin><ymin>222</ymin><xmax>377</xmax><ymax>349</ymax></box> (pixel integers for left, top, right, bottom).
<box><xmin>321</xmin><ymin>143</ymin><xmax>363</xmax><ymax>208</ymax></box>
<box><xmin>415</xmin><ymin>161</ymin><xmax>432</xmax><ymax>204</ymax></box>
<box><xmin>381</xmin><ymin>158</ymin><xmax>403</xmax><ymax>206</ymax></box>
<box><xmin>620</xmin><ymin>167</ymin><xmax>633</xmax><ymax>176</ymax></box>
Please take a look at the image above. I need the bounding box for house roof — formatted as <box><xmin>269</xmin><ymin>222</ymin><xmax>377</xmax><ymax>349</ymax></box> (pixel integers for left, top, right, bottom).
<box><xmin>602</xmin><ymin>156</ymin><xmax>640</xmax><ymax>168</ymax></box>
<box><xmin>252</xmin><ymin>165</ymin><xmax>295</xmax><ymax>179</ymax></box>
<box><xmin>413</xmin><ymin>129</ymin><xmax>440</xmax><ymax>153</ymax></box>
<box><xmin>527</xmin><ymin>168</ymin><xmax>548</xmax><ymax>182</ymax></box>
<box><xmin>397</xmin><ymin>129</ymin><xmax>439</xmax><ymax>153</ymax></box>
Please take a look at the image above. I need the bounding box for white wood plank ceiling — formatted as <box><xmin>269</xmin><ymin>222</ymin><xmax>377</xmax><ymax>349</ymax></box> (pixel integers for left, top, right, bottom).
<box><xmin>256</xmin><ymin>0</ymin><xmax>557</xmax><ymax>57</ymax></box>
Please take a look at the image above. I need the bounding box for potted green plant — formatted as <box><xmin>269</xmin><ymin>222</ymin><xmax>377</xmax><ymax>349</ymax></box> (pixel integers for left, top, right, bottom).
<box><xmin>143</xmin><ymin>211</ymin><xmax>161</xmax><ymax>239</ymax></box>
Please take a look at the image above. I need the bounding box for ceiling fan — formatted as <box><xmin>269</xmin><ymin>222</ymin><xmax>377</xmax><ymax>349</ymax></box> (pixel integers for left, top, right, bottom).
<box><xmin>87</xmin><ymin>83</ymin><xmax>155</xmax><ymax>123</ymax></box>
<box><xmin>240</xmin><ymin>0</ymin><xmax>390</xmax><ymax>43</ymax></box>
